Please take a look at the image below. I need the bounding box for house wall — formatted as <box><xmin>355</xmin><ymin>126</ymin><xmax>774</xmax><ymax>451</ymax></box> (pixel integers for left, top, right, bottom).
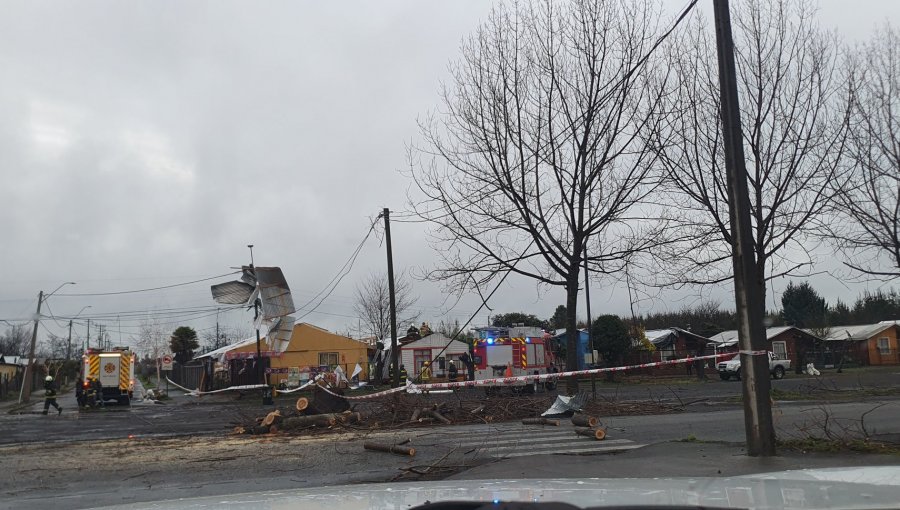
<box><xmin>0</xmin><ymin>364</ymin><xmax>18</xmax><ymax>380</ymax></box>
<box><xmin>400</xmin><ymin>337</ymin><xmax>471</xmax><ymax>378</ymax></box>
<box><xmin>228</xmin><ymin>323</ymin><xmax>368</xmax><ymax>383</ymax></box>
<box><xmin>865</xmin><ymin>326</ymin><xmax>899</xmax><ymax>365</ymax></box>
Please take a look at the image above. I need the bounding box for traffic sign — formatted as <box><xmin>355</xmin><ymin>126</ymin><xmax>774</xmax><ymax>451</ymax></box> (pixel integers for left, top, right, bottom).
<box><xmin>161</xmin><ymin>354</ymin><xmax>174</xmax><ymax>371</ymax></box>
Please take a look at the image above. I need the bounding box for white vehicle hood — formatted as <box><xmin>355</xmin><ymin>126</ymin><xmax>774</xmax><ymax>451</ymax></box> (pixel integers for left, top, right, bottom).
<box><xmin>98</xmin><ymin>467</ymin><xmax>900</xmax><ymax>510</ymax></box>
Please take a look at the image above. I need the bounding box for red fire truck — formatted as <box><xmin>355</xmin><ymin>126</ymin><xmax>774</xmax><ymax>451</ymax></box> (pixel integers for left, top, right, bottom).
<box><xmin>473</xmin><ymin>335</ymin><xmax>555</xmax><ymax>386</ymax></box>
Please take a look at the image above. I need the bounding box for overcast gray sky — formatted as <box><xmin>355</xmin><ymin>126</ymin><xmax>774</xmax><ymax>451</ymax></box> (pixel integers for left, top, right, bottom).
<box><xmin>1</xmin><ymin>1</ymin><xmax>898</xmax><ymax>350</ymax></box>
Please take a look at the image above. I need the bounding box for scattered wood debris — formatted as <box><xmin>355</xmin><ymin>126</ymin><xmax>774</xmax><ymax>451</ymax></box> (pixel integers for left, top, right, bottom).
<box><xmin>233</xmin><ymin>389</ymin><xmax>680</xmax><ymax>436</ymax></box>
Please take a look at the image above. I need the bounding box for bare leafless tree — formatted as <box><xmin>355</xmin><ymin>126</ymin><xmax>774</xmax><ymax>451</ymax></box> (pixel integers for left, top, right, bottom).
<box><xmin>0</xmin><ymin>325</ymin><xmax>30</xmax><ymax>356</ymax></box>
<box><xmin>830</xmin><ymin>25</ymin><xmax>900</xmax><ymax>279</ymax></box>
<box><xmin>42</xmin><ymin>334</ymin><xmax>68</xmax><ymax>360</ymax></box>
<box><xmin>136</xmin><ymin>319</ymin><xmax>167</xmax><ymax>385</ymax></box>
<box><xmin>409</xmin><ymin>0</ymin><xmax>675</xmax><ymax>392</ymax></box>
<box><xmin>354</xmin><ymin>270</ymin><xmax>419</xmax><ymax>342</ymax></box>
<box><xmin>648</xmin><ymin>0</ymin><xmax>850</xmax><ymax>303</ymax></box>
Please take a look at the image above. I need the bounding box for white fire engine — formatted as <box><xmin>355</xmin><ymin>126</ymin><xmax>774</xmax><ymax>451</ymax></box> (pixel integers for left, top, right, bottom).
<box><xmin>81</xmin><ymin>347</ymin><xmax>136</xmax><ymax>405</ymax></box>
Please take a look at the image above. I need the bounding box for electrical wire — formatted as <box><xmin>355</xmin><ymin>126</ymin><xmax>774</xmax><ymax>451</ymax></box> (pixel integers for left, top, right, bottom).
<box><xmin>406</xmin><ymin>239</ymin><xmax>537</xmax><ymax>385</ymax></box>
<box><xmin>52</xmin><ymin>271</ymin><xmax>241</xmax><ymax>297</ymax></box>
<box><xmin>292</xmin><ymin>215</ymin><xmax>381</xmax><ymax>320</ymax></box>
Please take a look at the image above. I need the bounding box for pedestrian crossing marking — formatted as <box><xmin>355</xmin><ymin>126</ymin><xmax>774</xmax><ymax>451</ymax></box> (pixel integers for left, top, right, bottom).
<box><xmin>435</xmin><ymin>427</ymin><xmax>644</xmax><ymax>458</ymax></box>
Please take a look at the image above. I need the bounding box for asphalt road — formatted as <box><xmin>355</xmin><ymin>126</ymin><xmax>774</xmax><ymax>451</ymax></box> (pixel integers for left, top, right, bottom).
<box><xmin>2</xmin><ymin>367</ymin><xmax>898</xmax><ymax>446</ymax></box>
<box><xmin>4</xmin><ymin>366</ymin><xmax>900</xmax><ymax>510</ymax></box>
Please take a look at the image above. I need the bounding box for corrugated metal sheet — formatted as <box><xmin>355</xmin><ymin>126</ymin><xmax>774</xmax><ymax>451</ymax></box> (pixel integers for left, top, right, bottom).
<box><xmin>255</xmin><ymin>267</ymin><xmax>295</xmax><ymax>320</ymax></box>
<box><xmin>209</xmin><ymin>266</ymin><xmax>296</xmax><ymax>354</ymax></box>
<box><xmin>267</xmin><ymin>316</ymin><xmax>295</xmax><ymax>353</ymax></box>
<box><xmin>210</xmin><ymin>280</ymin><xmax>255</xmax><ymax>305</ymax></box>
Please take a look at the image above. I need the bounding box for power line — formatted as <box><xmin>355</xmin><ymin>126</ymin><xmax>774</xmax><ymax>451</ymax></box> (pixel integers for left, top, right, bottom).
<box><xmin>293</xmin><ymin>216</ymin><xmax>381</xmax><ymax>320</ymax></box>
<box><xmin>52</xmin><ymin>271</ymin><xmax>241</xmax><ymax>297</ymax></box>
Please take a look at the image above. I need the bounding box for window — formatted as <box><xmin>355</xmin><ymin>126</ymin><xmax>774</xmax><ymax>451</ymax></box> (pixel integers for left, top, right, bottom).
<box><xmin>318</xmin><ymin>352</ymin><xmax>339</xmax><ymax>367</ymax></box>
<box><xmin>771</xmin><ymin>341</ymin><xmax>787</xmax><ymax>360</ymax></box>
<box><xmin>877</xmin><ymin>337</ymin><xmax>890</xmax><ymax>355</ymax></box>
<box><xmin>659</xmin><ymin>345</ymin><xmax>676</xmax><ymax>360</ymax></box>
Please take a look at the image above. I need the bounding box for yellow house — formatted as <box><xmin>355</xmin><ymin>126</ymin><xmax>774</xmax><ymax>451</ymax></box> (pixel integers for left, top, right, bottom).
<box><xmin>0</xmin><ymin>355</ymin><xmax>24</xmax><ymax>382</ymax></box>
<box><xmin>209</xmin><ymin>323</ymin><xmax>369</xmax><ymax>386</ymax></box>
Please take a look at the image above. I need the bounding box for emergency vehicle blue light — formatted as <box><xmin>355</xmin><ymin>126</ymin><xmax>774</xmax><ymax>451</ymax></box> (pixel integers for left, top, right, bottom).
<box><xmin>525</xmin><ymin>338</ymin><xmax>531</xmax><ymax>343</ymax></box>
<box><xmin>487</xmin><ymin>338</ymin><xmax>494</xmax><ymax>344</ymax></box>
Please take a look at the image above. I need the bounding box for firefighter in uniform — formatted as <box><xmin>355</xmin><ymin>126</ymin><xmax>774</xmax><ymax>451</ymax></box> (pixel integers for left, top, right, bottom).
<box><xmin>399</xmin><ymin>364</ymin><xmax>408</xmax><ymax>385</ymax></box>
<box><xmin>420</xmin><ymin>362</ymin><xmax>431</xmax><ymax>383</ymax></box>
<box><xmin>42</xmin><ymin>376</ymin><xmax>62</xmax><ymax>415</ymax></box>
<box><xmin>448</xmin><ymin>361</ymin><xmax>458</xmax><ymax>382</ymax></box>
<box><xmin>90</xmin><ymin>376</ymin><xmax>104</xmax><ymax>407</ymax></box>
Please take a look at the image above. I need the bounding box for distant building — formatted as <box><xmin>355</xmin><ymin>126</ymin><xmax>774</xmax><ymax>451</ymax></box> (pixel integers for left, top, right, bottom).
<box><xmin>196</xmin><ymin>322</ymin><xmax>369</xmax><ymax>387</ymax></box>
<box><xmin>709</xmin><ymin>326</ymin><xmax>821</xmax><ymax>370</ymax></box>
<box><xmin>820</xmin><ymin>321</ymin><xmax>900</xmax><ymax>366</ymax></box>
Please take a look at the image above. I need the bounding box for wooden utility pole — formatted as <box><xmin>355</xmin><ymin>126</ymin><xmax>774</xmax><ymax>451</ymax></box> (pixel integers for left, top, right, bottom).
<box><xmin>67</xmin><ymin>320</ymin><xmax>73</xmax><ymax>360</ymax></box>
<box><xmin>583</xmin><ymin>247</ymin><xmax>596</xmax><ymax>399</ymax></box>
<box><xmin>383</xmin><ymin>208</ymin><xmax>400</xmax><ymax>388</ymax></box>
<box><xmin>713</xmin><ymin>0</ymin><xmax>776</xmax><ymax>456</ymax></box>
<box><xmin>19</xmin><ymin>291</ymin><xmax>43</xmax><ymax>403</ymax></box>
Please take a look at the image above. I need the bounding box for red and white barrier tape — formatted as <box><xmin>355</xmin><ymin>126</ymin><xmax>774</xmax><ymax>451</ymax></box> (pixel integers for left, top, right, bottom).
<box><xmin>317</xmin><ymin>352</ymin><xmax>734</xmax><ymax>401</ymax></box>
<box><xmin>167</xmin><ymin>375</ymin><xmax>323</xmax><ymax>396</ymax></box>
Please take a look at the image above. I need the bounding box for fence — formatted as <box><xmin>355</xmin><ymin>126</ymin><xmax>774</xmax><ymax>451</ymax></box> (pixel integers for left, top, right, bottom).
<box><xmin>0</xmin><ymin>372</ymin><xmax>21</xmax><ymax>399</ymax></box>
<box><xmin>167</xmin><ymin>364</ymin><xmax>205</xmax><ymax>391</ymax></box>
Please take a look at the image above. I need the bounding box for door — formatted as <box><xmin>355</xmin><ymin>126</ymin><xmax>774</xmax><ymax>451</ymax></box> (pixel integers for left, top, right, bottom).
<box><xmin>98</xmin><ymin>354</ymin><xmax>121</xmax><ymax>388</ymax></box>
<box><xmin>413</xmin><ymin>349</ymin><xmax>432</xmax><ymax>376</ymax></box>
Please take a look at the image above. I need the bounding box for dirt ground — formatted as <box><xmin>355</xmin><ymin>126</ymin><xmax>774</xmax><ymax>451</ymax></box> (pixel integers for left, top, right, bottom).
<box><xmin>1</xmin><ymin>424</ymin><xmax>489</xmax><ymax>510</ymax></box>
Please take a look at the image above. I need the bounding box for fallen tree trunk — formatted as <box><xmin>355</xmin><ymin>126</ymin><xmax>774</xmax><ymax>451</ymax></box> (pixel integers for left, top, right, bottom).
<box><xmin>296</xmin><ymin>397</ymin><xmax>309</xmax><ymax>412</ymax></box>
<box><xmin>571</xmin><ymin>414</ymin><xmax>598</xmax><ymax>428</ymax></box>
<box><xmin>522</xmin><ymin>418</ymin><xmax>560</xmax><ymax>426</ymax></box>
<box><xmin>574</xmin><ymin>427</ymin><xmax>606</xmax><ymax>440</ymax></box>
<box><xmin>364</xmin><ymin>441</ymin><xmax>416</xmax><ymax>456</ymax></box>
<box><xmin>427</xmin><ymin>410</ymin><xmax>451</xmax><ymax>425</ymax></box>
<box><xmin>262</xmin><ymin>410</ymin><xmax>282</xmax><ymax>427</ymax></box>
<box><xmin>281</xmin><ymin>413</ymin><xmax>338</xmax><ymax>430</ymax></box>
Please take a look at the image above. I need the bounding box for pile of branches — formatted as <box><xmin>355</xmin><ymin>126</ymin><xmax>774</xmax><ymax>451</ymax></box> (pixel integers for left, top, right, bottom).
<box><xmin>233</xmin><ymin>387</ymin><xmax>682</xmax><ymax>436</ymax></box>
<box><xmin>368</xmin><ymin>391</ymin><xmax>682</xmax><ymax>426</ymax></box>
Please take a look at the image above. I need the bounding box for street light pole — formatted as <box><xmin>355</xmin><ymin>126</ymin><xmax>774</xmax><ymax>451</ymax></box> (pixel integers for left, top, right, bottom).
<box><xmin>20</xmin><ymin>282</ymin><xmax>75</xmax><ymax>403</ymax></box>
<box><xmin>68</xmin><ymin>305</ymin><xmax>92</xmax><ymax>361</ymax></box>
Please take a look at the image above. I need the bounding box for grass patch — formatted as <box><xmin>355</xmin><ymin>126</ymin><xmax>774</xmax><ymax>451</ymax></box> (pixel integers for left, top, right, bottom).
<box><xmin>579</xmin><ymin>376</ymin><xmax>703</xmax><ymax>387</ymax></box>
<box><xmin>721</xmin><ymin>386</ymin><xmax>900</xmax><ymax>403</ymax></box>
<box><xmin>778</xmin><ymin>438</ymin><xmax>900</xmax><ymax>456</ymax></box>
<box><xmin>678</xmin><ymin>434</ymin><xmax>699</xmax><ymax>443</ymax></box>
<box><xmin>138</xmin><ymin>375</ymin><xmax>156</xmax><ymax>389</ymax></box>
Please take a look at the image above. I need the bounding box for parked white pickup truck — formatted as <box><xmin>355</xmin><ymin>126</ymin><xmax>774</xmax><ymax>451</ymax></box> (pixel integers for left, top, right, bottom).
<box><xmin>717</xmin><ymin>352</ymin><xmax>791</xmax><ymax>380</ymax></box>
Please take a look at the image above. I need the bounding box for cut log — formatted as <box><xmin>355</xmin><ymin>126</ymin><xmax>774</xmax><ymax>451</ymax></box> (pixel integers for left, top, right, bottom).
<box><xmin>428</xmin><ymin>410</ymin><xmax>451</xmax><ymax>425</ymax></box>
<box><xmin>470</xmin><ymin>405</ymin><xmax>485</xmax><ymax>415</ymax></box>
<box><xmin>296</xmin><ymin>397</ymin><xmax>309</xmax><ymax>412</ymax></box>
<box><xmin>364</xmin><ymin>441</ymin><xmax>416</xmax><ymax>456</ymax></box>
<box><xmin>336</xmin><ymin>411</ymin><xmax>362</xmax><ymax>424</ymax></box>
<box><xmin>410</xmin><ymin>408</ymin><xmax>421</xmax><ymax>422</ymax></box>
<box><xmin>571</xmin><ymin>414</ymin><xmax>598</xmax><ymax>428</ymax></box>
<box><xmin>262</xmin><ymin>410</ymin><xmax>282</xmax><ymax>427</ymax></box>
<box><xmin>522</xmin><ymin>418</ymin><xmax>560</xmax><ymax>426</ymax></box>
<box><xmin>574</xmin><ymin>427</ymin><xmax>607</xmax><ymax>440</ymax></box>
<box><xmin>281</xmin><ymin>413</ymin><xmax>338</xmax><ymax>431</ymax></box>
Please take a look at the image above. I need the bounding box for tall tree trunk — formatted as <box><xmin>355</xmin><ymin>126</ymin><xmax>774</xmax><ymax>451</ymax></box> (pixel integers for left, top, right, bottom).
<box><xmin>564</xmin><ymin>268</ymin><xmax>581</xmax><ymax>395</ymax></box>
